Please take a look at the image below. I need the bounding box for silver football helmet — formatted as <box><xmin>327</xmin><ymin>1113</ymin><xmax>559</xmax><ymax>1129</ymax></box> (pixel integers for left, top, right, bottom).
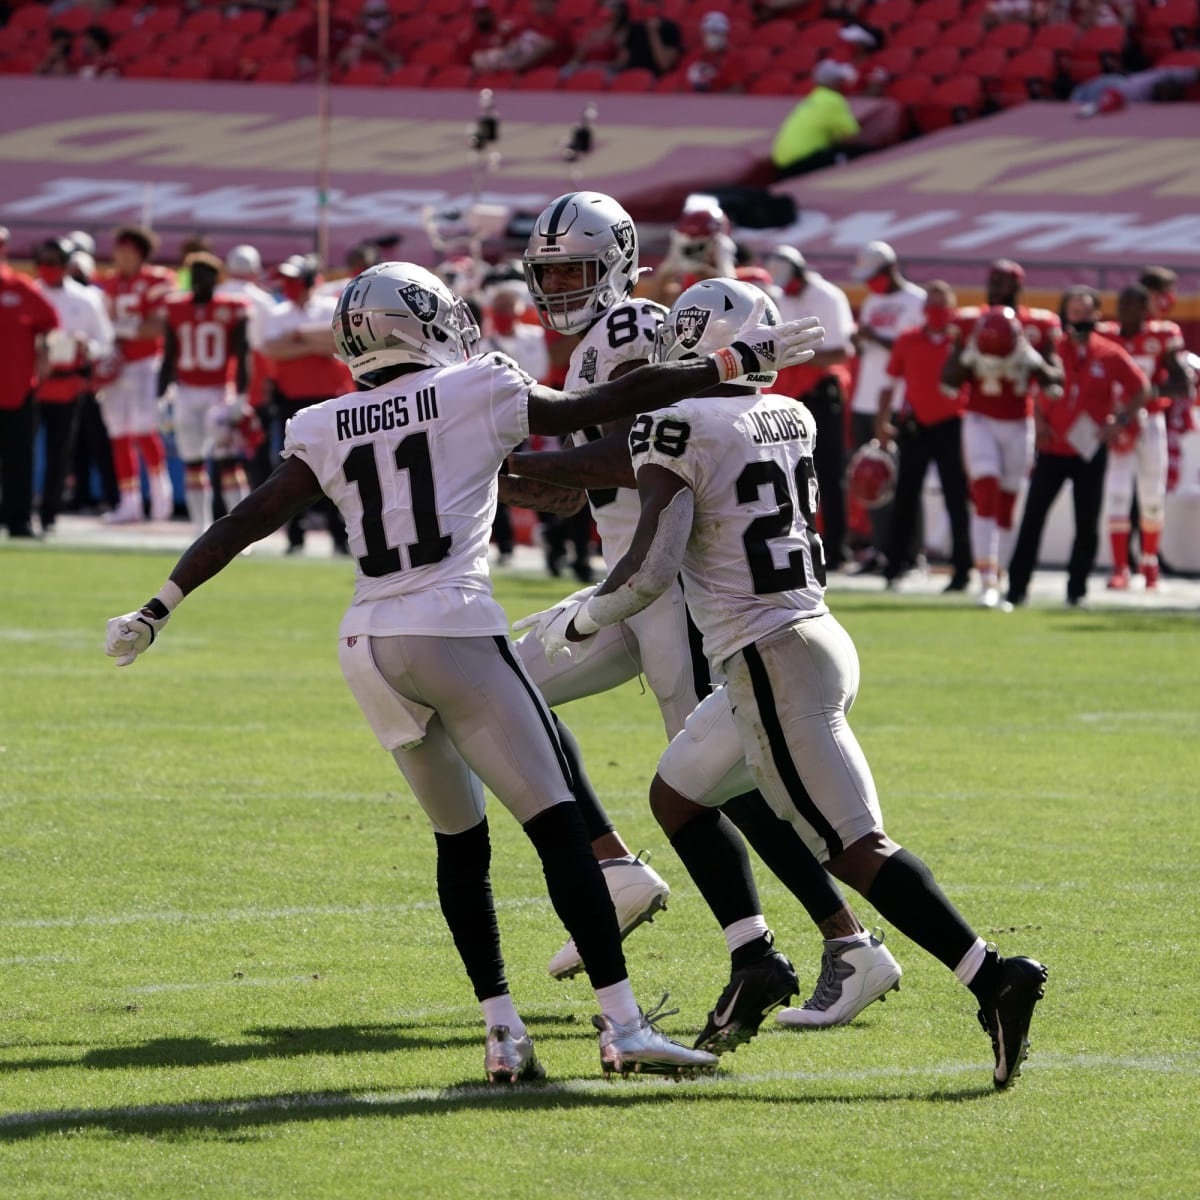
<box><xmin>332</xmin><ymin>262</ymin><xmax>479</xmax><ymax>382</ymax></box>
<box><xmin>523</xmin><ymin>191</ymin><xmax>639</xmax><ymax>334</ymax></box>
<box><xmin>652</xmin><ymin>278</ymin><xmax>782</xmax><ymax>387</ymax></box>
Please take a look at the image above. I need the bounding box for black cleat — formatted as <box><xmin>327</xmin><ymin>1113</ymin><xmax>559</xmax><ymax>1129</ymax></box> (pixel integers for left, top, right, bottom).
<box><xmin>977</xmin><ymin>955</ymin><xmax>1048</xmax><ymax>1089</ymax></box>
<box><xmin>694</xmin><ymin>947</ymin><xmax>799</xmax><ymax>1056</ymax></box>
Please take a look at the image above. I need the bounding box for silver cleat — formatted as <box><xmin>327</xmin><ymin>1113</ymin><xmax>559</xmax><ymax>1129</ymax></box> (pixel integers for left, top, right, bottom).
<box><xmin>594</xmin><ymin>996</ymin><xmax>719</xmax><ymax>1079</ymax></box>
<box><xmin>485</xmin><ymin>1025</ymin><xmax>547</xmax><ymax>1085</ymax></box>
<box><xmin>777</xmin><ymin>929</ymin><xmax>902</xmax><ymax>1029</ymax></box>
<box><xmin>549</xmin><ymin>851</ymin><xmax>670</xmax><ymax>980</ymax></box>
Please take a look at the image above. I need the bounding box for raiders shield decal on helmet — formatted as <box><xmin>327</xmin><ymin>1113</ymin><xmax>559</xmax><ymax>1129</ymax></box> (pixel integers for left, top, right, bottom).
<box><xmin>675</xmin><ymin>306</ymin><xmax>710</xmax><ymax>349</ymax></box>
<box><xmin>399</xmin><ymin>283</ymin><xmax>439</xmax><ymax>323</ymax></box>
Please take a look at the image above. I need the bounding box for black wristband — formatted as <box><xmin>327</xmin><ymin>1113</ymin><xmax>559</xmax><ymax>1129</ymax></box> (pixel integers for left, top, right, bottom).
<box><xmin>142</xmin><ymin>598</ymin><xmax>169</xmax><ymax>620</ymax></box>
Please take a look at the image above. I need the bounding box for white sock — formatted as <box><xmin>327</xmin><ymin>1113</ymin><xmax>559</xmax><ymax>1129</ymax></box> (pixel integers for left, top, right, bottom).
<box><xmin>954</xmin><ymin>936</ymin><xmax>988</xmax><ymax>987</ymax></box>
<box><xmin>828</xmin><ymin>930</ymin><xmax>870</xmax><ymax>946</ymax></box>
<box><xmin>481</xmin><ymin>994</ymin><xmax>525</xmax><ymax>1039</ymax></box>
<box><xmin>595</xmin><ymin>979</ymin><xmax>640</xmax><ymax>1026</ymax></box>
<box><xmin>723</xmin><ymin>915</ymin><xmax>770</xmax><ymax>954</ymax></box>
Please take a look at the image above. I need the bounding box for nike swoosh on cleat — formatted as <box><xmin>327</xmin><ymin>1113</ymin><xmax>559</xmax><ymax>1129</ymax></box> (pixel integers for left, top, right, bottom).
<box><xmin>713</xmin><ymin>981</ymin><xmax>745</xmax><ymax>1028</ymax></box>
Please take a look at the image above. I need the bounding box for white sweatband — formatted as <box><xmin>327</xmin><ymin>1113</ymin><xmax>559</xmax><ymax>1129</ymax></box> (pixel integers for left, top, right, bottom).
<box><xmin>571</xmin><ymin>605</ymin><xmax>601</xmax><ymax>636</ymax></box>
<box><xmin>582</xmin><ymin>487</ymin><xmax>694</xmax><ymax>630</ymax></box>
<box><xmin>156</xmin><ymin>580</ymin><xmax>184</xmax><ymax>612</ymax></box>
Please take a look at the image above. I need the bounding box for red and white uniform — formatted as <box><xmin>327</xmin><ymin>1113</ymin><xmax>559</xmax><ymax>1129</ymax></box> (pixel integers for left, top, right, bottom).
<box><xmin>98</xmin><ymin>266</ymin><xmax>174</xmax><ymax>437</ymax></box>
<box><xmin>163</xmin><ymin>293</ymin><xmax>249</xmax><ymax>461</ymax></box>
<box><xmin>1096</xmin><ymin>319</ymin><xmax>1183</xmax><ymax>560</ymax></box>
<box><xmin>958</xmin><ymin>305</ymin><xmax>1060</xmax><ymax>490</ymax></box>
<box><xmin>35</xmin><ymin>277</ymin><xmax>113</xmax><ymax>406</ymax></box>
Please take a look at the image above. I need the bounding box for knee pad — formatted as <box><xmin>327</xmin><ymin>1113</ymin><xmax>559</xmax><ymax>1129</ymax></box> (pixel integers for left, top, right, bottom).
<box><xmin>969</xmin><ymin>476</ymin><xmax>999</xmax><ymax>518</ymax></box>
<box><xmin>996</xmin><ymin>489</ymin><xmax>1017</xmax><ymax>530</ymax></box>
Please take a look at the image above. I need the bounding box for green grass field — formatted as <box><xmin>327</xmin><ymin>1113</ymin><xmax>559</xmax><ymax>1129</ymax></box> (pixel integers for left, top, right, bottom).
<box><xmin>2</xmin><ymin>544</ymin><xmax>1198</xmax><ymax>1199</ymax></box>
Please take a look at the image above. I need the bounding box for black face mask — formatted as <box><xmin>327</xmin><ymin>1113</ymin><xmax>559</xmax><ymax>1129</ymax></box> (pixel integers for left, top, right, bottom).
<box><xmin>1066</xmin><ymin>320</ymin><xmax>1096</xmax><ymax>337</ymax></box>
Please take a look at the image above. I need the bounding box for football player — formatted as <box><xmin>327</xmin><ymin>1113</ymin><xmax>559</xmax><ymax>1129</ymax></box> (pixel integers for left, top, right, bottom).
<box><xmin>942</xmin><ymin>259</ymin><xmax>1063</xmax><ymax>608</ymax></box>
<box><xmin>158</xmin><ymin>253</ymin><xmax>251</xmax><ymax>532</ymax></box>
<box><xmin>97</xmin><ymin>225</ymin><xmax>175</xmax><ymax>524</ymax></box>
<box><xmin>514</xmin><ymin>207</ymin><xmax>901</xmax><ymax>1046</ymax></box>
<box><xmin>523</xmin><ymin>277</ymin><xmax>1049</xmax><ymax>1089</ymax></box>
<box><xmin>105</xmin><ymin>261</ymin><xmax>821</xmax><ymax>1083</ymax></box>
<box><xmin>1096</xmin><ymin>284</ymin><xmax>1194</xmax><ymax>589</ymax></box>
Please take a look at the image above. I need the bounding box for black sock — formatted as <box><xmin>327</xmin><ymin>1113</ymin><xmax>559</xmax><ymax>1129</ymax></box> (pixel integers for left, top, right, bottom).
<box><xmin>434</xmin><ymin>818</ymin><xmax>507</xmax><ymax>1002</ymax></box>
<box><xmin>731</xmin><ymin>934</ymin><xmax>776</xmax><ymax>970</ymax></box>
<box><xmin>866</xmin><ymin>847</ymin><xmax>978</xmax><ymax>973</ymax></box>
<box><xmin>669</xmin><ymin>808</ymin><xmax>762</xmax><ymax>932</ymax></box>
<box><xmin>524</xmin><ymin>801</ymin><xmax>626</xmax><ymax>989</ymax></box>
<box><xmin>723</xmin><ymin>790</ymin><xmax>847</xmax><ymax>926</ymax></box>
<box><xmin>968</xmin><ymin>947</ymin><xmax>1003</xmax><ymax>1002</ymax></box>
<box><xmin>553</xmin><ymin>713</ymin><xmax>615</xmax><ymax>842</ymax></box>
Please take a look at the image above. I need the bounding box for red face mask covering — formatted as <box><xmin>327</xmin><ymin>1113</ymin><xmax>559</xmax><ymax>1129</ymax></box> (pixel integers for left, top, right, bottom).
<box><xmin>491</xmin><ymin>311</ymin><xmax>517</xmax><ymax>336</ymax></box>
<box><xmin>924</xmin><ymin>306</ymin><xmax>953</xmax><ymax>331</ymax></box>
<box><xmin>866</xmin><ymin>273</ymin><xmax>891</xmax><ymax>295</ymax></box>
<box><xmin>1151</xmin><ymin>290</ymin><xmax>1176</xmax><ymax>316</ymax></box>
<box><xmin>37</xmin><ymin>263</ymin><xmax>66</xmax><ymax>287</ymax></box>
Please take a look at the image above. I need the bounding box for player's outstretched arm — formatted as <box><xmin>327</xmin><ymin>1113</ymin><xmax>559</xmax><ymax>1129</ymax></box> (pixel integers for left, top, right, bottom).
<box><xmin>510</xmin><ymin>428</ymin><xmax>636</xmax><ymax>491</ymax></box>
<box><xmin>497</xmin><ymin>473</ymin><xmax>588</xmax><ymax>516</ymax></box>
<box><xmin>104</xmin><ymin>458</ymin><xmax>323</xmax><ymax>667</ymax></box>
<box><xmin>526</xmin><ymin>316</ymin><xmax>824</xmax><ymax>437</ymax></box>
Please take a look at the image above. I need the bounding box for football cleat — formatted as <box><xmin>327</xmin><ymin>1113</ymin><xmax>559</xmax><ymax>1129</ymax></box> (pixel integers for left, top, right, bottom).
<box><xmin>1107</xmin><ymin>568</ymin><xmax>1131</xmax><ymax>591</ymax></box>
<box><xmin>777</xmin><ymin>930</ymin><xmax>902</xmax><ymax>1029</ymax></box>
<box><xmin>694</xmin><ymin>942</ymin><xmax>799</xmax><ymax>1055</ymax></box>
<box><xmin>978</xmin><ymin>586</ymin><xmax>1002</xmax><ymax>609</ymax></box>
<box><xmin>1141</xmin><ymin>559</ymin><xmax>1160</xmax><ymax>589</ymax></box>
<box><xmin>548</xmin><ymin>852</ymin><xmax>669</xmax><ymax>980</ymax></box>
<box><xmin>977</xmin><ymin>955</ymin><xmax>1047</xmax><ymax>1089</ymax></box>
<box><xmin>594</xmin><ymin>996</ymin><xmax>718</xmax><ymax>1079</ymax></box>
<box><xmin>484</xmin><ymin>1025</ymin><xmax>546</xmax><ymax>1085</ymax></box>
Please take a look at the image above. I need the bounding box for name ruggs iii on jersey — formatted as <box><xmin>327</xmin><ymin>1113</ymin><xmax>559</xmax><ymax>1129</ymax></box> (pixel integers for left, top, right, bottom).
<box><xmin>335</xmin><ymin>387</ymin><xmax>440</xmax><ymax>440</ymax></box>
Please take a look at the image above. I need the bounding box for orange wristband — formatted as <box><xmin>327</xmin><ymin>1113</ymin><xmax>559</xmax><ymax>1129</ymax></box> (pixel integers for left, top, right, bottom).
<box><xmin>710</xmin><ymin>347</ymin><xmax>741</xmax><ymax>382</ymax></box>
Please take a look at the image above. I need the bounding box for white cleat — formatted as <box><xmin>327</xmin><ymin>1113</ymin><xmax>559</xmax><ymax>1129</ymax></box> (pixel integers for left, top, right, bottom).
<box><xmin>484</xmin><ymin>1025</ymin><xmax>546</xmax><ymax>1085</ymax></box>
<box><xmin>548</xmin><ymin>851</ymin><xmax>669</xmax><ymax>980</ymax></box>
<box><xmin>776</xmin><ymin>930</ymin><xmax>902</xmax><ymax>1029</ymax></box>
<box><xmin>103</xmin><ymin>496</ymin><xmax>144</xmax><ymax>525</ymax></box>
<box><xmin>978</xmin><ymin>586</ymin><xmax>1001</xmax><ymax>609</ymax></box>
<box><xmin>594</xmin><ymin>996</ymin><xmax>718</xmax><ymax>1079</ymax></box>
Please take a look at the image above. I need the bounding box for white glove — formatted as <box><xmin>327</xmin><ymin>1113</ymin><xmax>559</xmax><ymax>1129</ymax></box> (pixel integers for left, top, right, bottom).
<box><xmin>512</xmin><ymin>586</ymin><xmax>597</xmax><ymax>662</ymax></box>
<box><xmin>715</xmin><ymin>316</ymin><xmax>825</xmax><ymax>382</ymax></box>
<box><xmin>105</xmin><ymin>601</ymin><xmax>170</xmax><ymax>667</ymax></box>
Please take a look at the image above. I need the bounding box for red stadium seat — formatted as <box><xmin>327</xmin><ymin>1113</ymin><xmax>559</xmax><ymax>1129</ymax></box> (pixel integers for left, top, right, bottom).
<box><xmin>939</xmin><ymin>18</ymin><xmax>987</xmax><ymax>50</ymax></box>
<box><xmin>181</xmin><ymin>9</ymin><xmax>224</xmax><ymax>38</ymax></box>
<box><xmin>122</xmin><ymin>54</ymin><xmax>173</xmax><ymax>79</ymax></box>
<box><xmin>912</xmin><ymin>73</ymin><xmax>983</xmax><ymax>131</ymax></box>
<box><xmin>865</xmin><ymin>45</ymin><xmax>917</xmax><ymax>78</ymax></box>
<box><xmin>912</xmin><ymin>0</ymin><xmax>964</xmax><ymax>22</ymax></box>
<box><xmin>55</xmin><ymin>8</ymin><xmax>98</xmax><ymax>33</ymax></box>
<box><xmin>241</xmin><ymin>33</ymin><xmax>288</xmax><ymax>63</ymax></box>
<box><xmin>654</xmin><ymin>67</ymin><xmax>690</xmax><ymax>92</ymax></box>
<box><xmin>1157</xmin><ymin>48</ymin><xmax>1200</xmax><ymax>68</ymax></box>
<box><xmin>911</xmin><ymin>45</ymin><xmax>962</xmax><ymax>80</ymax></box>
<box><xmin>253</xmin><ymin>59</ymin><xmax>300</xmax><ymax>83</ymax></box>
<box><xmin>608</xmin><ymin>67</ymin><xmax>656</xmax><ymax>92</ymax></box>
<box><xmin>800</xmin><ymin>18</ymin><xmax>845</xmax><ymax>53</ymax></box>
<box><xmin>517</xmin><ymin>65</ymin><xmax>563</xmax><ymax>89</ymax></box>
<box><xmin>746</xmin><ymin>68</ymin><xmax>802</xmax><ymax>95</ymax></box>
<box><xmin>885</xmin><ymin>71</ymin><xmax>933</xmax><ymax>104</ymax></box>
<box><xmin>138</xmin><ymin>8</ymin><xmax>183</xmax><ymax>36</ymax></box>
<box><xmin>409</xmin><ymin>38</ymin><xmax>459</xmax><ymax>68</ymax></box>
<box><xmin>172</xmin><ymin>53</ymin><xmax>214</xmax><ymax>80</ymax></box>
<box><xmin>738</xmin><ymin>46</ymin><xmax>775</xmax><ymax>76</ymax></box>
<box><xmin>339</xmin><ymin>61</ymin><xmax>388</xmax><ymax>86</ymax></box>
<box><xmin>225</xmin><ymin>10</ymin><xmax>268</xmax><ymax>37</ymax></box>
<box><xmin>155</xmin><ymin>31</ymin><xmax>196</xmax><ymax>60</ymax></box>
<box><xmin>755</xmin><ymin>18</ymin><xmax>799</xmax><ymax>44</ymax></box>
<box><xmin>199</xmin><ymin>32</ymin><xmax>242</xmax><ymax>61</ymax></box>
<box><xmin>0</xmin><ymin>27</ymin><xmax>29</xmax><ymax>54</ymax></box>
<box><xmin>394</xmin><ymin>14</ymin><xmax>443</xmax><ymax>44</ymax></box>
<box><xmin>0</xmin><ymin>51</ymin><xmax>39</xmax><ymax>75</ymax></box>
<box><xmin>984</xmin><ymin>22</ymin><xmax>1033</xmax><ymax>53</ymax></box>
<box><xmin>1139</xmin><ymin>0</ymin><xmax>1199</xmax><ymax>58</ymax></box>
<box><xmin>426</xmin><ymin>64</ymin><xmax>474</xmax><ymax>88</ymax></box>
<box><xmin>958</xmin><ymin>46</ymin><xmax>1009</xmax><ymax>86</ymax></box>
<box><xmin>112</xmin><ymin>30</ymin><xmax>159</xmax><ymax>64</ymax></box>
<box><xmin>1030</xmin><ymin>23</ymin><xmax>1079</xmax><ymax>58</ymax></box>
<box><xmin>269</xmin><ymin>10</ymin><xmax>312</xmax><ymax>39</ymax></box>
<box><xmin>1064</xmin><ymin>25</ymin><xmax>1127</xmax><ymax>83</ymax></box>
<box><xmin>561</xmin><ymin>66</ymin><xmax>610</xmax><ymax>91</ymax></box>
<box><xmin>870</xmin><ymin>0</ymin><xmax>916</xmax><ymax>30</ymax></box>
<box><xmin>98</xmin><ymin>9</ymin><xmax>138</xmax><ymax>37</ymax></box>
<box><xmin>386</xmin><ymin>63</ymin><xmax>433</xmax><ymax>87</ymax></box>
<box><xmin>472</xmin><ymin>69</ymin><xmax>517</xmax><ymax>90</ymax></box>
<box><xmin>1001</xmin><ymin>48</ymin><xmax>1058</xmax><ymax>96</ymax></box>
<box><xmin>7</xmin><ymin>6</ymin><xmax>50</xmax><ymax>33</ymax></box>
<box><xmin>889</xmin><ymin>19</ymin><xmax>941</xmax><ymax>50</ymax></box>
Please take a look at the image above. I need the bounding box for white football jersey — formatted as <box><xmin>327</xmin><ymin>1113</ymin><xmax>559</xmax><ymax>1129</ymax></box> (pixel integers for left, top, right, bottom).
<box><xmin>629</xmin><ymin>391</ymin><xmax>829</xmax><ymax>666</ymax></box>
<box><xmin>564</xmin><ymin>298</ymin><xmax>667</xmax><ymax>566</ymax></box>
<box><xmin>283</xmin><ymin>353</ymin><xmax>533</xmax><ymax>639</ymax></box>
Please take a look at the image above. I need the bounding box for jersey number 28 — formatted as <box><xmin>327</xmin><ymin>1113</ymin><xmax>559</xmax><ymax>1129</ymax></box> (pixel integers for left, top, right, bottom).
<box><xmin>737</xmin><ymin>456</ymin><xmax>826</xmax><ymax>593</ymax></box>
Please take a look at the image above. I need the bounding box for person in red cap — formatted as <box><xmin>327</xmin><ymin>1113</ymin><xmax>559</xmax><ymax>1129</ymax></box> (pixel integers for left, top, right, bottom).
<box><xmin>97</xmin><ymin>225</ymin><xmax>176</xmax><ymax>524</ymax></box>
<box><xmin>0</xmin><ymin>225</ymin><xmax>61</xmax><ymax>538</ymax></box>
<box><xmin>942</xmin><ymin>259</ymin><xmax>1062</xmax><ymax>608</ymax></box>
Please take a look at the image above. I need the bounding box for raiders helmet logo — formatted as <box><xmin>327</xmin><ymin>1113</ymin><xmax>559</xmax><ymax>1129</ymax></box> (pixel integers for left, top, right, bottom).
<box><xmin>675</xmin><ymin>306</ymin><xmax>710</xmax><ymax>349</ymax></box>
<box><xmin>610</xmin><ymin>220</ymin><xmax>635</xmax><ymax>256</ymax></box>
<box><xmin>350</xmin><ymin>312</ymin><xmax>364</xmax><ymax>327</ymax></box>
<box><xmin>399</xmin><ymin>283</ymin><xmax>438</xmax><ymax>323</ymax></box>
<box><xmin>580</xmin><ymin>346</ymin><xmax>598</xmax><ymax>383</ymax></box>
